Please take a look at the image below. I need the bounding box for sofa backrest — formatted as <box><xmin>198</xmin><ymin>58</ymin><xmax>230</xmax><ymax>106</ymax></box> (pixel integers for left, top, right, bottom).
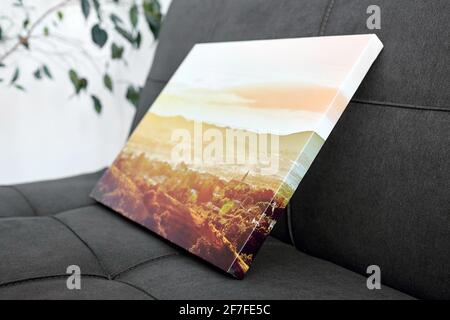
<box><xmin>132</xmin><ymin>0</ymin><xmax>450</xmax><ymax>299</ymax></box>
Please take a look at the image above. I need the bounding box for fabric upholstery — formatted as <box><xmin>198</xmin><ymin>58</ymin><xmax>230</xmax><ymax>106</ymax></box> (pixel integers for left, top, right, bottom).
<box><xmin>290</xmin><ymin>102</ymin><xmax>450</xmax><ymax>300</ymax></box>
<box><xmin>0</xmin><ymin>277</ymin><xmax>152</xmax><ymax>300</ymax></box>
<box><xmin>131</xmin><ymin>0</ymin><xmax>450</xmax><ymax>299</ymax></box>
<box><xmin>325</xmin><ymin>0</ymin><xmax>449</xmax><ymax>109</ymax></box>
<box><xmin>119</xmin><ymin>236</ymin><xmax>411</xmax><ymax>300</ymax></box>
<box><xmin>292</xmin><ymin>0</ymin><xmax>450</xmax><ymax>300</ymax></box>
<box><xmin>0</xmin><ymin>171</ymin><xmax>104</xmax><ymax>217</ymax></box>
<box><xmin>0</xmin><ymin>197</ymin><xmax>411</xmax><ymax>299</ymax></box>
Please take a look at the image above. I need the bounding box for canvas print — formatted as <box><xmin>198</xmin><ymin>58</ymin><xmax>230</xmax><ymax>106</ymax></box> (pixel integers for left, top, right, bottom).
<box><xmin>91</xmin><ymin>34</ymin><xmax>383</xmax><ymax>278</ymax></box>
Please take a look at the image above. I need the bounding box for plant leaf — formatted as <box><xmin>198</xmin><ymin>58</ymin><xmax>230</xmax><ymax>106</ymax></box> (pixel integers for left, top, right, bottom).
<box><xmin>43</xmin><ymin>26</ymin><xmax>49</xmax><ymax>36</ymax></box>
<box><xmin>93</xmin><ymin>0</ymin><xmax>101</xmax><ymax>20</ymax></box>
<box><xmin>111</xmin><ymin>42</ymin><xmax>124</xmax><ymax>59</ymax></box>
<box><xmin>91</xmin><ymin>24</ymin><xmax>108</xmax><ymax>48</ymax></box>
<box><xmin>103</xmin><ymin>73</ymin><xmax>113</xmax><ymax>92</ymax></box>
<box><xmin>43</xmin><ymin>65</ymin><xmax>52</xmax><ymax>79</ymax></box>
<box><xmin>78</xmin><ymin>78</ymin><xmax>88</xmax><ymax>92</ymax></box>
<box><xmin>14</xmin><ymin>84</ymin><xmax>25</xmax><ymax>91</ymax></box>
<box><xmin>109</xmin><ymin>13</ymin><xmax>123</xmax><ymax>26</ymax></box>
<box><xmin>69</xmin><ymin>69</ymin><xmax>87</xmax><ymax>94</ymax></box>
<box><xmin>81</xmin><ymin>0</ymin><xmax>90</xmax><ymax>19</ymax></box>
<box><xmin>129</xmin><ymin>3</ymin><xmax>138</xmax><ymax>28</ymax></box>
<box><xmin>134</xmin><ymin>31</ymin><xmax>141</xmax><ymax>48</ymax></box>
<box><xmin>91</xmin><ymin>95</ymin><xmax>102</xmax><ymax>114</ymax></box>
<box><xmin>126</xmin><ymin>85</ymin><xmax>140</xmax><ymax>108</ymax></box>
<box><xmin>33</xmin><ymin>68</ymin><xmax>42</xmax><ymax>80</ymax></box>
<box><xmin>10</xmin><ymin>68</ymin><xmax>19</xmax><ymax>84</ymax></box>
<box><xmin>143</xmin><ymin>0</ymin><xmax>162</xmax><ymax>39</ymax></box>
<box><xmin>69</xmin><ymin>69</ymin><xmax>78</xmax><ymax>86</ymax></box>
<box><xmin>114</xmin><ymin>25</ymin><xmax>134</xmax><ymax>44</ymax></box>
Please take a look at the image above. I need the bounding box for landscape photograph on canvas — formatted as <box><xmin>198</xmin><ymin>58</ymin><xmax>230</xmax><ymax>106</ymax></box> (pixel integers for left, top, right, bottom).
<box><xmin>91</xmin><ymin>35</ymin><xmax>382</xmax><ymax>278</ymax></box>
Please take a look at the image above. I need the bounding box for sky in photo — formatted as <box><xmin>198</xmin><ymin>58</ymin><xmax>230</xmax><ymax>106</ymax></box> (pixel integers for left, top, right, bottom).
<box><xmin>149</xmin><ymin>35</ymin><xmax>377</xmax><ymax>138</ymax></box>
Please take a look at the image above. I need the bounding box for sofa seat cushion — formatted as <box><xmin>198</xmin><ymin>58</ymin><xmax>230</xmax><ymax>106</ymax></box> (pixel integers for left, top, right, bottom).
<box><xmin>117</xmin><ymin>236</ymin><xmax>412</xmax><ymax>300</ymax></box>
<box><xmin>0</xmin><ymin>183</ymin><xmax>412</xmax><ymax>299</ymax></box>
<box><xmin>0</xmin><ymin>171</ymin><xmax>105</xmax><ymax>218</ymax></box>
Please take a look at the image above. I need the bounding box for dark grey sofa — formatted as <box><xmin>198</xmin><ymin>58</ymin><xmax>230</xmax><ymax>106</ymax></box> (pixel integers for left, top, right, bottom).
<box><xmin>0</xmin><ymin>0</ymin><xmax>448</xmax><ymax>300</ymax></box>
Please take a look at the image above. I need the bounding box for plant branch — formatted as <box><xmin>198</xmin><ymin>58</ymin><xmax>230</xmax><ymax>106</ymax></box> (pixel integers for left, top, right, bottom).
<box><xmin>0</xmin><ymin>0</ymin><xmax>73</xmax><ymax>63</ymax></box>
<box><xmin>35</xmin><ymin>35</ymin><xmax>103</xmax><ymax>74</ymax></box>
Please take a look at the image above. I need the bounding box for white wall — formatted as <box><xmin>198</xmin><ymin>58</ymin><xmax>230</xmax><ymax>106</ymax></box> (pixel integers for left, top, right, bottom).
<box><xmin>0</xmin><ymin>0</ymin><xmax>171</xmax><ymax>184</ymax></box>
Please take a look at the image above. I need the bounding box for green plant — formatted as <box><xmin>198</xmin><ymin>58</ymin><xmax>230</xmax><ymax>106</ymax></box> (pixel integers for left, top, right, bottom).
<box><xmin>0</xmin><ymin>0</ymin><xmax>162</xmax><ymax>113</ymax></box>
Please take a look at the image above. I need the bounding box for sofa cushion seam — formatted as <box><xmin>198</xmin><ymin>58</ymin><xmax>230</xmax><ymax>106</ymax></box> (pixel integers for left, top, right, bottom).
<box><xmin>50</xmin><ymin>216</ymin><xmax>111</xmax><ymax>279</ymax></box>
<box><xmin>351</xmin><ymin>99</ymin><xmax>450</xmax><ymax>113</ymax></box>
<box><xmin>112</xmin><ymin>253</ymin><xmax>179</xmax><ymax>279</ymax></box>
<box><xmin>319</xmin><ymin>0</ymin><xmax>335</xmax><ymax>36</ymax></box>
<box><xmin>0</xmin><ymin>274</ymin><xmax>107</xmax><ymax>288</ymax></box>
<box><xmin>0</xmin><ymin>274</ymin><xmax>157</xmax><ymax>299</ymax></box>
<box><xmin>6</xmin><ymin>186</ymin><xmax>38</xmax><ymax>216</ymax></box>
<box><xmin>147</xmin><ymin>77</ymin><xmax>168</xmax><ymax>84</ymax></box>
<box><xmin>114</xmin><ymin>279</ymin><xmax>158</xmax><ymax>300</ymax></box>
<box><xmin>54</xmin><ymin>204</ymin><xmax>101</xmax><ymax>216</ymax></box>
